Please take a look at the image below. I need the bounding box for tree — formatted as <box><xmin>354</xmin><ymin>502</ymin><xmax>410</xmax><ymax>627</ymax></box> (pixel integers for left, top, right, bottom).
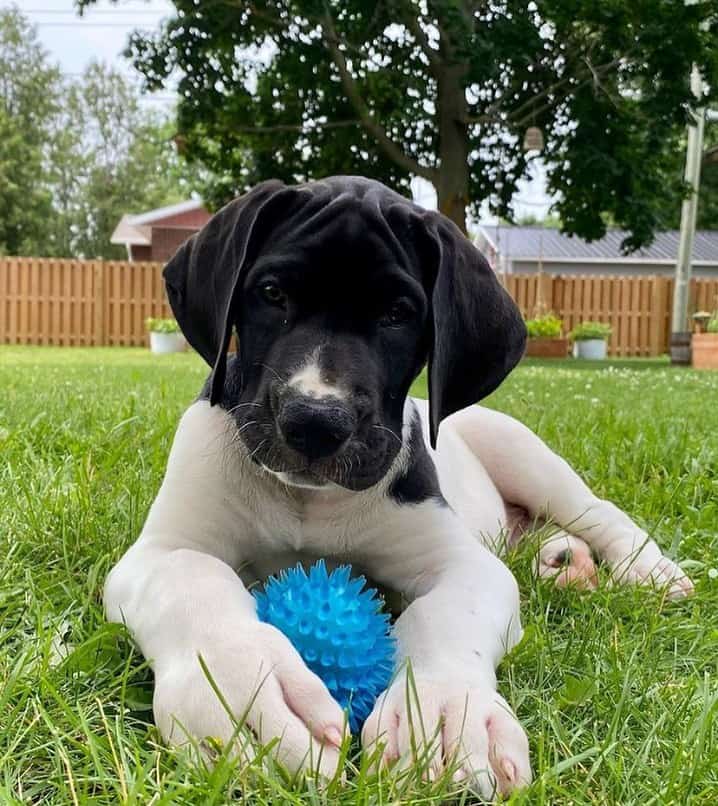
<box><xmin>0</xmin><ymin>6</ymin><xmax>205</xmax><ymax>258</ymax></box>
<box><xmin>0</xmin><ymin>107</ymin><xmax>54</xmax><ymax>255</ymax></box>
<box><xmin>0</xmin><ymin>7</ymin><xmax>60</xmax><ymax>254</ymax></box>
<box><xmin>79</xmin><ymin>0</ymin><xmax>718</xmax><ymax>249</ymax></box>
<box><xmin>697</xmin><ymin>163</ymin><xmax>718</xmax><ymax>231</ymax></box>
<box><xmin>515</xmin><ymin>213</ymin><xmax>562</xmax><ymax>229</ymax></box>
<box><xmin>51</xmin><ymin>62</ymin><xmax>204</xmax><ymax>259</ymax></box>
<box><xmin>642</xmin><ymin>124</ymin><xmax>718</xmax><ymax>233</ymax></box>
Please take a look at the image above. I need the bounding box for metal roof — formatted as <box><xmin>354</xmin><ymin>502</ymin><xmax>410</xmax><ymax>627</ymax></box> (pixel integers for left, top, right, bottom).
<box><xmin>478</xmin><ymin>225</ymin><xmax>718</xmax><ymax>265</ymax></box>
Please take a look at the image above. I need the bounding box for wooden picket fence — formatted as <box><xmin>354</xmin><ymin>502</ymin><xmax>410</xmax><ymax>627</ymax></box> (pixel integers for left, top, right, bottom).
<box><xmin>1</xmin><ymin>257</ymin><xmax>718</xmax><ymax>355</ymax></box>
<box><xmin>504</xmin><ymin>273</ymin><xmax>718</xmax><ymax>357</ymax></box>
<box><xmin>0</xmin><ymin>257</ymin><xmax>172</xmax><ymax>347</ymax></box>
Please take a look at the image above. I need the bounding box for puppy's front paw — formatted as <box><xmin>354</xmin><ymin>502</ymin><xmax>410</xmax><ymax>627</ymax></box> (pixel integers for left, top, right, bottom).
<box><xmin>153</xmin><ymin>622</ymin><xmax>346</xmax><ymax>777</ymax></box>
<box><xmin>362</xmin><ymin>677</ymin><xmax>531</xmax><ymax>800</ymax></box>
<box><xmin>604</xmin><ymin>539</ymin><xmax>694</xmax><ymax>599</ymax></box>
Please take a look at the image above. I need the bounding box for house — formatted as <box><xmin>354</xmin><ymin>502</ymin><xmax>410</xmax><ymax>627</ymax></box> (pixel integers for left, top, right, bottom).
<box><xmin>475</xmin><ymin>225</ymin><xmax>718</xmax><ymax>277</ymax></box>
<box><xmin>110</xmin><ymin>199</ymin><xmax>211</xmax><ymax>262</ymax></box>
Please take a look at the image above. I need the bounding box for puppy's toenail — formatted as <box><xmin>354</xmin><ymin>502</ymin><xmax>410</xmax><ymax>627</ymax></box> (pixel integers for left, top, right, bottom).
<box><xmin>324</xmin><ymin>726</ymin><xmax>343</xmax><ymax>747</ymax></box>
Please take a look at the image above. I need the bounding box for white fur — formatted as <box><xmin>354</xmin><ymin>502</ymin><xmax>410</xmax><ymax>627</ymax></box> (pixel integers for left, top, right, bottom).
<box><xmin>104</xmin><ymin>397</ymin><xmax>692</xmax><ymax>797</ymax></box>
<box><xmin>287</xmin><ymin>349</ymin><xmax>347</xmax><ymax>400</ymax></box>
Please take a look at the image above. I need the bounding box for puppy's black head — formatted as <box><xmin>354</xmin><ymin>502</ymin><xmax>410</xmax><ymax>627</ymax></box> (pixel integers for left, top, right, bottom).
<box><xmin>164</xmin><ymin>177</ymin><xmax>525</xmax><ymax>491</ymax></box>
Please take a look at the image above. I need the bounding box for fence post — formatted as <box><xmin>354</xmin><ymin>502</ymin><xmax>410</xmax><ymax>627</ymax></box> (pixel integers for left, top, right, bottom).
<box><xmin>650</xmin><ymin>276</ymin><xmax>669</xmax><ymax>356</ymax></box>
<box><xmin>93</xmin><ymin>260</ymin><xmax>107</xmax><ymax>346</ymax></box>
<box><xmin>535</xmin><ymin>273</ymin><xmax>553</xmax><ymax>315</ymax></box>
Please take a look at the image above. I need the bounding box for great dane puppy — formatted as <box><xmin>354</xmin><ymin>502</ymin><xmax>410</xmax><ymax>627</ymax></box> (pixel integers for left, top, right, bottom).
<box><xmin>105</xmin><ymin>176</ymin><xmax>692</xmax><ymax>799</ymax></box>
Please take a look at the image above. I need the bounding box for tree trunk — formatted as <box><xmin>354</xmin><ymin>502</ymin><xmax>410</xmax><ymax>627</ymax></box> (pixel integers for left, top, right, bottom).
<box><xmin>436</xmin><ymin>64</ymin><xmax>469</xmax><ymax>234</ymax></box>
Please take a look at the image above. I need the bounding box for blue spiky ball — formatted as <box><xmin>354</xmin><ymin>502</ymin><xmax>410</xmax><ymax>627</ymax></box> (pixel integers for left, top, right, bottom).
<box><xmin>253</xmin><ymin>560</ymin><xmax>395</xmax><ymax>733</ymax></box>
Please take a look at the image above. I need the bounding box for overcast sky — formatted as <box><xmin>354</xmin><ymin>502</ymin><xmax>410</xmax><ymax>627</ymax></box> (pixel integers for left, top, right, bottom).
<box><xmin>13</xmin><ymin>0</ymin><xmax>553</xmax><ymax>221</ymax></box>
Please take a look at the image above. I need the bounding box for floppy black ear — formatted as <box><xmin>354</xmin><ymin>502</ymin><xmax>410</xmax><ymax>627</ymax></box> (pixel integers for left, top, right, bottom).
<box><xmin>427</xmin><ymin>218</ymin><xmax>526</xmax><ymax>448</ymax></box>
<box><xmin>163</xmin><ymin>179</ymin><xmax>290</xmax><ymax>404</ymax></box>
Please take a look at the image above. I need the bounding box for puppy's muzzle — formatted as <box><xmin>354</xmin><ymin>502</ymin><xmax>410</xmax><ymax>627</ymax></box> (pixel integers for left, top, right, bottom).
<box><xmin>278</xmin><ymin>397</ymin><xmax>356</xmax><ymax>461</ymax></box>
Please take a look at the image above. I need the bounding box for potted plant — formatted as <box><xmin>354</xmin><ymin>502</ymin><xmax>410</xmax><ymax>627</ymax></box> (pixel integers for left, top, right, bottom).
<box><xmin>569</xmin><ymin>321</ymin><xmax>612</xmax><ymax>360</ymax></box>
<box><xmin>524</xmin><ymin>313</ymin><xmax>568</xmax><ymax>358</ymax></box>
<box><xmin>146</xmin><ymin>317</ymin><xmax>186</xmax><ymax>354</ymax></box>
<box><xmin>692</xmin><ymin>310</ymin><xmax>713</xmax><ymax>333</ymax></box>
<box><xmin>692</xmin><ymin>313</ymin><xmax>718</xmax><ymax>370</ymax></box>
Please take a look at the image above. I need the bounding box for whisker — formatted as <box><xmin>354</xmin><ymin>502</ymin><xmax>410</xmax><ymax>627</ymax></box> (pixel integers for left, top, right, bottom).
<box><xmin>249</xmin><ymin>440</ymin><xmax>266</xmax><ymax>461</ymax></box>
<box><xmin>224</xmin><ymin>401</ymin><xmax>262</xmax><ymax>416</ymax></box>
<box><xmin>255</xmin><ymin>362</ymin><xmax>286</xmax><ymax>384</ymax></box>
<box><xmin>236</xmin><ymin>420</ymin><xmax>258</xmax><ymax>435</ymax></box>
<box><xmin>372</xmin><ymin>424</ymin><xmax>403</xmax><ymax>445</ymax></box>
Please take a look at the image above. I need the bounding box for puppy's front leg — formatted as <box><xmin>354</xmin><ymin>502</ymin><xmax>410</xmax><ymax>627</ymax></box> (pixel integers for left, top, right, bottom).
<box><xmin>362</xmin><ymin>521</ymin><xmax>531</xmax><ymax>799</ymax></box>
<box><xmin>105</xmin><ymin>403</ymin><xmax>344</xmax><ymax>775</ymax></box>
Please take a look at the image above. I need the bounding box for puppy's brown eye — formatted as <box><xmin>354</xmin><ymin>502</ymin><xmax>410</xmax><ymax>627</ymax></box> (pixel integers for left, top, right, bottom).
<box><xmin>261</xmin><ymin>283</ymin><xmax>287</xmax><ymax>307</ymax></box>
<box><xmin>382</xmin><ymin>299</ymin><xmax>414</xmax><ymax>327</ymax></box>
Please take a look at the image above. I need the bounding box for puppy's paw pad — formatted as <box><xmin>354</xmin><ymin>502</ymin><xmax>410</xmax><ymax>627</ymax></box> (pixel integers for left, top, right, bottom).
<box><xmin>536</xmin><ymin>534</ymin><xmax>598</xmax><ymax>591</ymax></box>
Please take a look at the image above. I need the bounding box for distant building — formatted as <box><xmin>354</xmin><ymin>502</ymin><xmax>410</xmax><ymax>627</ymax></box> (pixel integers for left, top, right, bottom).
<box><xmin>475</xmin><ymin>225</ymin><xmax>718</xmax><ymax>277</ymax></box>
<box><xmin>110</xmin><ymin>199</ymin><xmax>211</xmax><ymax>262</ymax></box>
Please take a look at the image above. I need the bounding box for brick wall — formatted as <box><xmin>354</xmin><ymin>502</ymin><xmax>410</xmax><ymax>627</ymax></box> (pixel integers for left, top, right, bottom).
<box><xmin>130</xmin><ymin>245</ymin><xmax>152</xmax><ymax>261</ymax></box>
<box><xmin>154</xmin><ymin>208</ymin><xmax>211</xmax><ymax>229</ymax></box>
<box><xmin>149</xmin><ymin>227</ymin><xmax>198</xmax><ymax>262</ymax></box>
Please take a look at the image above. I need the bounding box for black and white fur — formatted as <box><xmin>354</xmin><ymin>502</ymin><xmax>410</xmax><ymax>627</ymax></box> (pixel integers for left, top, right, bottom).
<box><xmin>105</xmin><ymin>177</ymin><xmax>692</xmax><ymax>800</ymax></box>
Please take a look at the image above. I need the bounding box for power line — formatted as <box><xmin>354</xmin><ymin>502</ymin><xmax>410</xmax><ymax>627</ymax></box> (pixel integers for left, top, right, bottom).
<box><xmin>23</xmin><ymin>8</ymin><xmax>166</xmax><ymax>13</ymax></box>
<box><xmin>25</xmin><ymin>7</ymin><xmax>168</xmax><ymax>28</ymax></box>
<box><xmin>34</xmin><ymin>22</ymin><xmax>162</xmax><ymax>28</ymax></box>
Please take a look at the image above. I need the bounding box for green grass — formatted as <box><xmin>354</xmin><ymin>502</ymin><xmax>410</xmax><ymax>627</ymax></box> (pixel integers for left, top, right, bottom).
<box><xmin>1</xmin><ymin>346</ymin><xmax>717</xmax><ymax>805</ymax></box>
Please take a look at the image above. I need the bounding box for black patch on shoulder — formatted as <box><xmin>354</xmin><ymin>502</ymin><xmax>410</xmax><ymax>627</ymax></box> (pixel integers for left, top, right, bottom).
<box><xmin>197</xmin><ymin>353</ymin><xmax>243</xmax><ymax>409</ymax></box>
<box><xmin>388</xmin><ymin>409</ymin><xmax>446</xmax><ymax>506</ymax></box>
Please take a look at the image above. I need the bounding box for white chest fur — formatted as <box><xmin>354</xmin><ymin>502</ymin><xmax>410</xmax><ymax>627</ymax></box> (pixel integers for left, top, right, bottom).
<box><xmin>142</xmin><ymin>397</ymin><xmax>510</xmax><ymax>589</ymax></box>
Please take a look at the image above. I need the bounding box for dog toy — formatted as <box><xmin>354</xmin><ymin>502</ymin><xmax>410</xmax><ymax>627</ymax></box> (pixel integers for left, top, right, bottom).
<box><xmin>253</xmin><ymin>560</ymin><xmax>395</xmax><ymax>733</ymax></box>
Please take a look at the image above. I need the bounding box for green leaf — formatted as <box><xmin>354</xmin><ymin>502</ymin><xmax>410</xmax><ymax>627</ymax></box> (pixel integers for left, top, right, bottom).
<box><xmin>557</xmin><ymin>674</ymin><xmax>598</xmax><ymax>708</ymax></box>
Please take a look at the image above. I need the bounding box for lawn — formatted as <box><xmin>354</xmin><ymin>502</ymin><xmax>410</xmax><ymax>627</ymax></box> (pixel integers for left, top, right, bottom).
<box><xmin>1</xmin><ymin>346</ymin><xmax>717</xmax><ymax>805</ymax></box>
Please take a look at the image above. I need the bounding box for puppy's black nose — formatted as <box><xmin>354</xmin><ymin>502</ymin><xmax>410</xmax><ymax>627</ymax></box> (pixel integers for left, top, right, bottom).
<box><xmin>279</xmin><ymin>398</ymin><xmax>355</xmax><ymax>461</ymax></box>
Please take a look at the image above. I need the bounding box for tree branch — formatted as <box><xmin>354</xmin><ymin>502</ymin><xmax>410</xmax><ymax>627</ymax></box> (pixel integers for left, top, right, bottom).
<box><xmin>231</xmin><ymin>119</ymin><xmax>361</xmax><ymax>134</ymax></box>
<box><xmin>400</xmin><ymin>8</ymin><xmax>442</xmax><ymax>72</ymax></box>
<box><xmin>464</xmin><ymin>56</ymin><xmax>625</xmax><ymax>128</ymax></box>
<box><xmin>238</xmin><ymin>2</ymin><xmax>380</xmax><ymax>71</ymax></box>
<box><xmin>321</xmin><ymin>8</ymin><xmax>437</xmax><ymax>181</ymax></box>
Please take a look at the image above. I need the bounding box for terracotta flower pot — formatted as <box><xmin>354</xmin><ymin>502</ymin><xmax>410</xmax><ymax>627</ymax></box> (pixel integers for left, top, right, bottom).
<box><xmin>691</xmin><ymin>333</ymin><xmax>718</xmax><ymax>370</ymax></box>
<box><xmin>525</xmin><ymin>337</ymin><xmax>569</xmax><ymax>358</ymax></box>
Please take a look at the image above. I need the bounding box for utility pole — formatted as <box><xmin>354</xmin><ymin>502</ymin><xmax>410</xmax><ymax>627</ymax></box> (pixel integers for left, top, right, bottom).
<box><xmin>670</xmin><ymin>65</ymin><xmax>706</xmax><ymax>364</ymax></box>
<box><xmin>671</xmin><ymin>1</ymin><xmax>709</xmax><ymax>363</ymax></box>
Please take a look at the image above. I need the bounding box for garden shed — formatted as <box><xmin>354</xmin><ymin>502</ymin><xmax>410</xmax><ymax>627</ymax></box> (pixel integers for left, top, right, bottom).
<box><xmin>476</xmin><ymin>225</ymin><xmax>718</xmax><ymax>277</ymax></box>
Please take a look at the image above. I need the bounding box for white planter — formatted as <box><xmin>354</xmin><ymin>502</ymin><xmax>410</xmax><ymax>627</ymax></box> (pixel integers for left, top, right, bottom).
<box><xmin>574</xmin><ymin>338</ymin><xmax>608</xmax><ymax>360</ymax></box>
<box><xmin>149</xmin><ymin>331</ymin><xmax>186</xmax><ymax>354</ymax></box>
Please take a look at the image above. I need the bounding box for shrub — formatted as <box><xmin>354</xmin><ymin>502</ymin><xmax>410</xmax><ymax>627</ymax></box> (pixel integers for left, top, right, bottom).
<box><xmin>708</xmin><ymin>317</ymin><xmax>718</xmax><ymax>334</ymax></box>
<box><xmin>569</xmin><ymin>321</ymin><xmax>613</xmax><ymax>341</ymax></box>
<box><xmin>145</xmin><ymin>317</ymin><xmax>181</xmax><ymax>334</ymax></box>
<box><xmin>525</xmin><ymin>313</ymin><xmax>563</xmax><ymax>339</ymax></box>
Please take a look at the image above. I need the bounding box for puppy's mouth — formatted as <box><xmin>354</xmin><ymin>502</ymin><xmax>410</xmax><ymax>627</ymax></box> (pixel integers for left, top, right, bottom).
<box><xmin>233</xmin><ymin>413</ymin><xmax>399</xmax><ymax>491</ymax></box>
<box><xmin>262</xmin><ymin>467</ymin><xmax>333</xmax><ymax>490</ymax></box>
